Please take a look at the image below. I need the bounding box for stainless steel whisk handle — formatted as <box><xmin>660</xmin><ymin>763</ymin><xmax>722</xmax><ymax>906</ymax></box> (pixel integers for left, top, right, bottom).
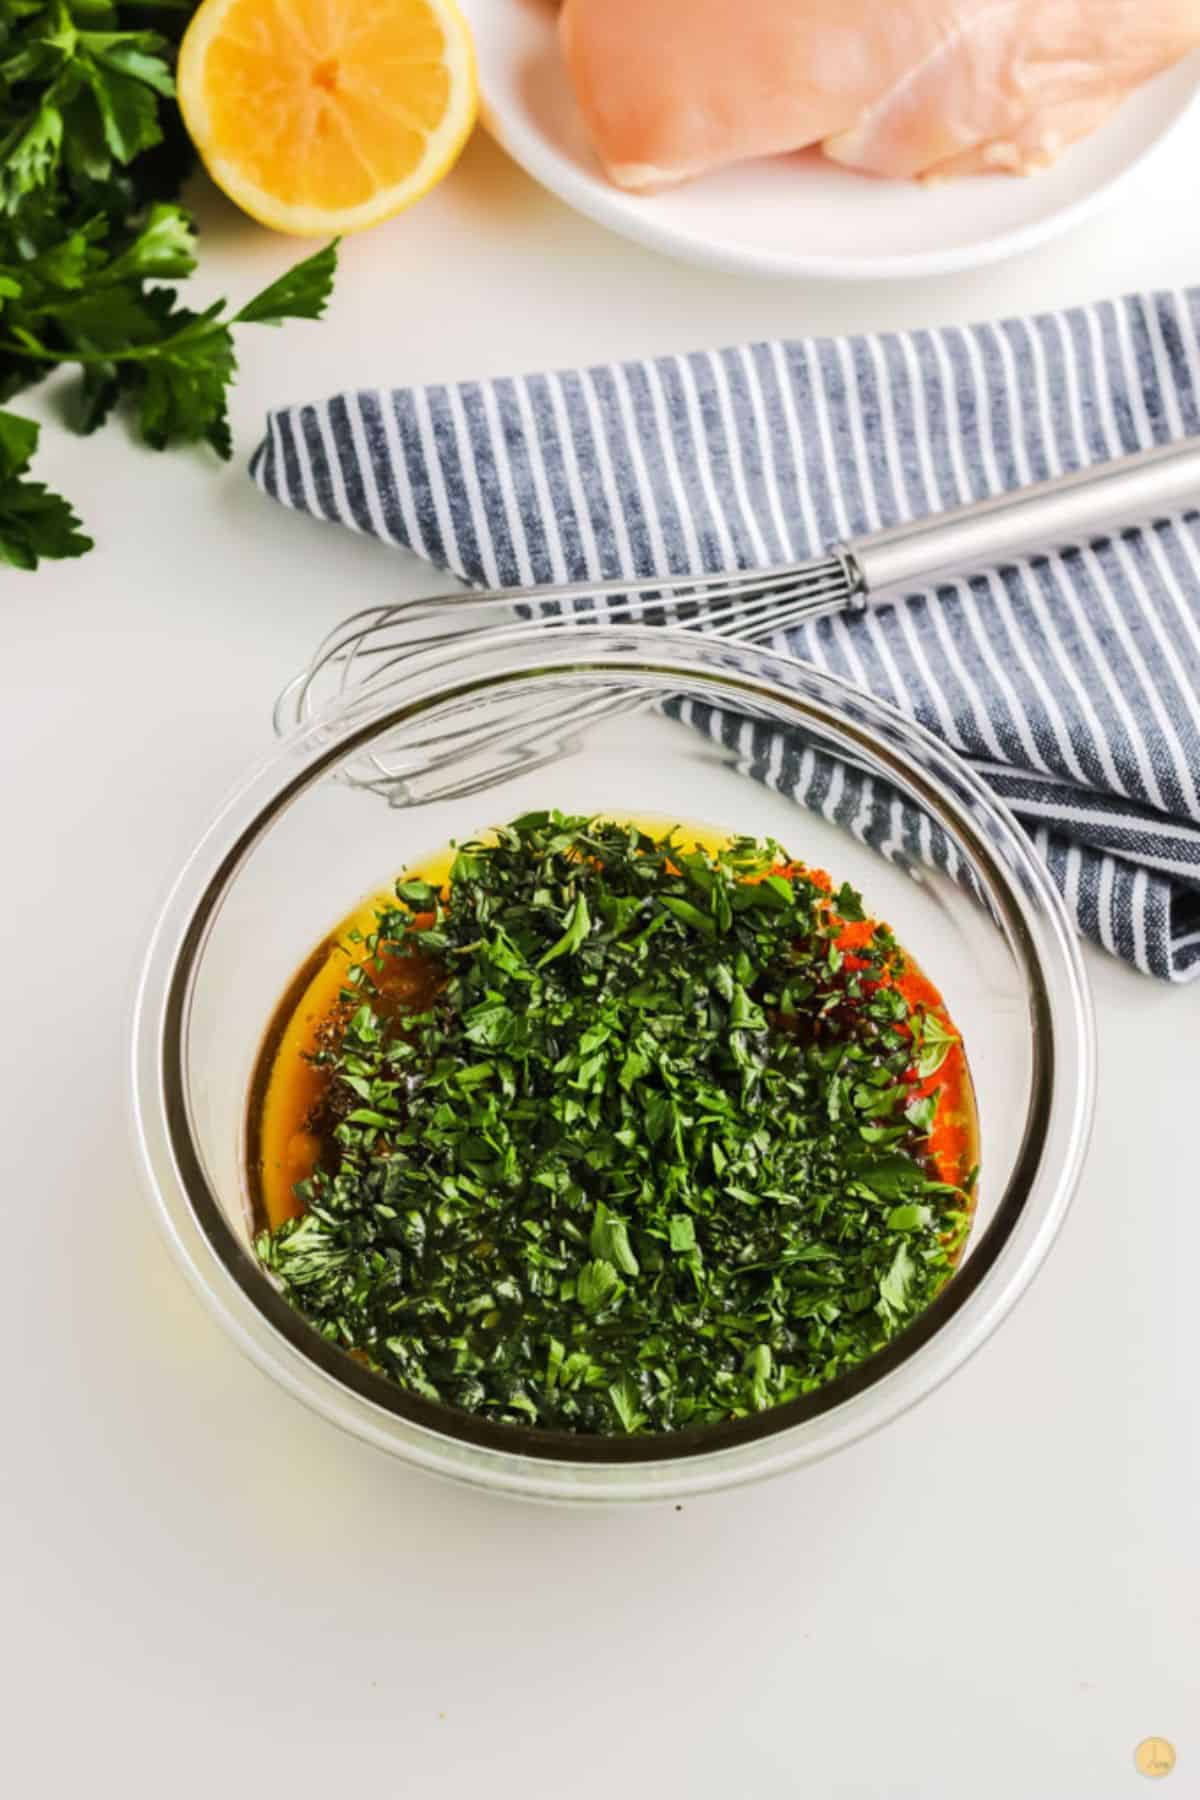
<box><xmin>840</xmin><ymin>437</ymin><xmax>1200</xmax><ymax>606</ymax></box>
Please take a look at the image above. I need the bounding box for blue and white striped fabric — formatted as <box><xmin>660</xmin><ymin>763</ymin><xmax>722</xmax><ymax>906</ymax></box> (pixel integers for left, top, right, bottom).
<box><xmin>251</xmin><ymin>289</ymin><xmax>1200</xmax><ymax>982</ymax></box>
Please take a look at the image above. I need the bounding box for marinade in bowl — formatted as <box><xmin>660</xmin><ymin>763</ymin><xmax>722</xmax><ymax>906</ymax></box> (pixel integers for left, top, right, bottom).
<box><xmin>131</xmin><ymin>626</ymin><xmax>1093</xmax><ymax>1502</ymax></box>
<box><xmin>249</xmin><ymin>813</ymin><xmax>979</xmax><ymax>1438</ymax></box>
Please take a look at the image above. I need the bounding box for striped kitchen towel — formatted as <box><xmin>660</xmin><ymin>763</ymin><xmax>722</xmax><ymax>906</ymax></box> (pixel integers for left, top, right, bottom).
<box><xmin>251</xmin><ymin>289</ymin><xmax>1200</xmax><ymax>982</ymax></box>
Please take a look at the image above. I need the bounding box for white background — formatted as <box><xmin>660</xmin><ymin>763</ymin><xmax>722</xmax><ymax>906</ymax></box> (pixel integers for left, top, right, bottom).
<box><xmin>4</xmin><ymin>112</ymin><xmax>1199</xmax><ymax>1798</ymax></box>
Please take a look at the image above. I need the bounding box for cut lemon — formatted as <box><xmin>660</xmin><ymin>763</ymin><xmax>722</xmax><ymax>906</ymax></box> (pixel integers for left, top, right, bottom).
<box><xmin>177</xmin><ymin>0</ymin><xmax>478</xmax><ymax>236</ymax></box>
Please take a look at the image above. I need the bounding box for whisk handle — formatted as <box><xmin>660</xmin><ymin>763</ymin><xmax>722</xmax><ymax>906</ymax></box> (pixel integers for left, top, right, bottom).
<box><xmin>843</xmin><ymin>437</ymin><xmax>1200</xmax><ymax>605</ymax></box>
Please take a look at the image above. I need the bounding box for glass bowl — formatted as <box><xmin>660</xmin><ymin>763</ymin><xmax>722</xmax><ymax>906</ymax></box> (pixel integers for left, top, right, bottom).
<box><xmin>131</xmin><ymin>626</ymin><xmax>1094</xmax><ymax>1504</ymax></box>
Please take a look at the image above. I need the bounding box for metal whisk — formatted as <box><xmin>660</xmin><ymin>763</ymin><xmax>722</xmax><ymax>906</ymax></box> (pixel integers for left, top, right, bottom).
<box><xmin>278</xmin><ymin>437</ymin><xmax>1200</xmax><ymax>804</ymax></box>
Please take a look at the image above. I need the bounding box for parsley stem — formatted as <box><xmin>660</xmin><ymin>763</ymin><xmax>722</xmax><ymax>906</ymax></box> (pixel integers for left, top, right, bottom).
<box><xmin>0</xmin><ymin>325</ymin><xmax>227</xmax><ymax>366</ymax></box>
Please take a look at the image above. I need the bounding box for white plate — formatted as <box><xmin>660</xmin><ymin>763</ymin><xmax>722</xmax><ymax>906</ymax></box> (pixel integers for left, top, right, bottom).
<box><xmin>460</xmin><ymin>0</ymin><xmax>1200</xmax><ymax>282</ymax></box>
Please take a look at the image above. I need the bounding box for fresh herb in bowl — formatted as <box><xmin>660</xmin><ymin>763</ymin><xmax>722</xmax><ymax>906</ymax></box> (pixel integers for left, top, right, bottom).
<box><xmin>253</xmin><ymin>813</ymin><xmax>977</xmax><ymax>1438</ymax></box>
<box><xmin>0</xmin><ymin>1</ymin><xmax>338</xmax><ymax>570</ymax></box>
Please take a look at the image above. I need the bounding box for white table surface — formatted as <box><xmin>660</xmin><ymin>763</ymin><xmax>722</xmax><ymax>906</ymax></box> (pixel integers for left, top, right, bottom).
<box><xmin>5</xmin><ymin>116</ymin><xmax>1200</xmax><ymax>1799</ymax></box>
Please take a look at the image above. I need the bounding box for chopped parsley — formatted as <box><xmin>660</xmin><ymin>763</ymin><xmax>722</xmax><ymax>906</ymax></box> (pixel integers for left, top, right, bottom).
<box><xmin>0</xmin><ymin>3</ymin><xmax>338</xmax><ymax>570</ymax></box>
<box><xmin>257</xmin><ymin>814</ymin><xmax>973</xmax><ymax>1436</ymax></box>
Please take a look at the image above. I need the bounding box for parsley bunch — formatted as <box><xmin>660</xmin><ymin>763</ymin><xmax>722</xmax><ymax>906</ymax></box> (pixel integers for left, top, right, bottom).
<box><xmin>259</xmin><ymin>815</ymin><xmax>972</xmax><ymax>1438</ymax></box>
<box><xmin>0</xmin><ymin>1</ymin><xmax>338</xmax><ymax>570</ymax></box>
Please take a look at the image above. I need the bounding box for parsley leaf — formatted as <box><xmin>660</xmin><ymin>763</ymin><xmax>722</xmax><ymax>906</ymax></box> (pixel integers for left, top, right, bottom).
<box><xmin>608</xmin><ymin>1375</ymin><xmax>646</xmax><ymax>1434</ymax></box>
<box><xmin>537</xmin><ymin>892</ymin><xmax>591</xmax><ymax>966</ymax></box>
<box><xmin>577</xmin><ymin>1259</ymin><xmax>623</xmax><ymax>1315</ymax></box>
<box><xmin>0</xmin><ymin>409</ymin><xmax>91</xmax><ymax>568</ymax></box>
<box><xmin>668</xmin><ymin>1214</ymin><xmax>697</xmax><ymax>1254</ymax></box>
<box><xmin>83</xmin><ymin>55</ymin><xmax>164</xmax><ymax>162</ymax></box>
<box><xmin>590</xmin><ymin>1201</ymin><xmax>640</xmax><ymax>1276</ymax></box>
<box><xmin>234</xmin><ymin>240</ymin><xmax>340</xmax><ymax>325</ymax></box>
<box><xmin>878</xmin><ymin>1240</ymin><xmax>915</xmax><ymax>1323</ymax></box>
<box><xmin>915</xmin><ymin>1012</ymin><xmax>958</xmax><ymax>1079</ymax></box>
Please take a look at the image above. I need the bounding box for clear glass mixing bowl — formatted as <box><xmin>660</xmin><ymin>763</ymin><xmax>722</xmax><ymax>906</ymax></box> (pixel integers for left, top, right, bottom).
<box><xmin>131</xmin><ymin>626</ymin><xmax>1094</xmax><ymax>1503</ymax></box>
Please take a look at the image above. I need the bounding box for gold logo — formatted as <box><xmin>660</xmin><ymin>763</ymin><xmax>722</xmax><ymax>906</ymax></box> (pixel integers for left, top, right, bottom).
<box><xmin>1135</xmin><ymin>1738</ymin><xmax>1176</xmax><ymax>1779</ymax></box>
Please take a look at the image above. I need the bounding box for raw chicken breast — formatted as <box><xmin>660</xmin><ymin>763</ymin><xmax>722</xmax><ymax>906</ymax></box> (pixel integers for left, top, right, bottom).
<box><xmin>559</xmin><ymin>0</ymin><xmax>1200</xmax><ymax>188</ymax></box>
